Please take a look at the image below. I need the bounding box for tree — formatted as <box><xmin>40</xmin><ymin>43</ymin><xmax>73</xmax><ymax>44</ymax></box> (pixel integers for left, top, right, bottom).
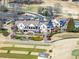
<box><xmin>17</xmin><ymin>11</ymin><xmax>25</xmax><ymax>15</ymax></box>
<box><xmin>72</xmin><ymin>49</ymin><xmax>79</xmax><ymax>59</ymax></box>
<box><xmin>47</xmin><ymin>6</ymin><xmax>53</xmax><ymax>16</ymax></box>
<box><xmin>38</xmin><ymin>6</ymin><xmax>53</xmax><ymax>17</ymax></box>
<box><xmin>10</xmin><ymin>33</ymin><xmax>16</xmax><ymax>39</ymax></box>
<box><xmin>11</xmin><ymin>25</ymin><xmax>18</xmax><ymax>32</ymax></box>
<box><xmin>0</xmin><ymin>5</ymin><xmax>8</xmax><ymax>12</ymax></box>
<box><xmin>54</xmin><ymin>3</ymin><xmax>62</xmax><ymax>15</ymax></box>
<box><xmin>2</xmin><ymin>31</ymin><xmax>10</xmax><ymax>37</ymax></box>
<box><xmin>0</xmin><ymin>21</ymin><xmax>3</xmax><ymax>29</ymax></box>
<box><xmin>38</xmin><ymin>6</ymin><xmax>44</xmax><ymax>15</ymax></box>
<box><xmin>66</xmin><ymin>18</ymin><xmax>75</xmax><ymax>32</ymax></box>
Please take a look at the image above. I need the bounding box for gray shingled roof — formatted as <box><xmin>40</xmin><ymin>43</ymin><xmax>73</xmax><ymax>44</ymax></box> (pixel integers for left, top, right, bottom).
<box><xmin>0</xmin><ymin>12</ymin><xmax>16</xmax><ymax>17</ymax></box>
<box><xmin>17</xmin><ymin>15</ymin><xmax>34</xmax><ymax>20</ymax></box>
<box><xmin>15</xmin><ymin>20</ymin><xmax>48</xmax><ymax>26</ymax></box>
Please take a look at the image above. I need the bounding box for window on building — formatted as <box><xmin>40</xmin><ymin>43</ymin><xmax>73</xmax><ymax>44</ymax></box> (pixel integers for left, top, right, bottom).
<box><xmin>36</xmin><ymin>26</ymin><xmax>38</xmax><ymax>29</ymax></box>
<box><xmin>29</xmin><ymin>27</ymin><xmax>36</xmax><ymax>29</ymax></box>
<box><xmin>24</xmin><ymin>30</ymin><xmax>27</xmax><ymax>32</ymax></box>
<box><xmin>29</xmin><ymin>27</ymin><xmax>30</xmax><ymax>29</ymax></box>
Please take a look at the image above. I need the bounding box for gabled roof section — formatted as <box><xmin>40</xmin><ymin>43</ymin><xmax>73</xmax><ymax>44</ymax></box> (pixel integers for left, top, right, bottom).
<box><xmin>47</xmin><ymin>20</ymin><xmax>53</xmax><ymax>28</ymax></box>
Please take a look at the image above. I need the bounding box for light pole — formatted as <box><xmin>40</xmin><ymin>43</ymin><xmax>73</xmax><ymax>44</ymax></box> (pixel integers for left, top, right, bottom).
<box><xmin>43</xmin><ymin>31</ymin><xmax>47</xmax><ymax>42</ymax></box>
<box><xmin>42</xmin><ymin>26</ymin><xmax>48</xmax><ymax>42</ymax></box>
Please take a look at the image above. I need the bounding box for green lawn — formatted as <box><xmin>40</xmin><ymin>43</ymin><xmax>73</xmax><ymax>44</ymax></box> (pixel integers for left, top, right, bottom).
<box><xmin>1</xmin><ymin>42</ymin><xmax>50</xmax><ymax>46</ymax></box>
<box><xmin>0</xmin><ymin>53</ymin><xmax>37</xmax><ymax>59</ymax></box>
<box><xmin>22</xmin><ymin>5</ymin><xmax>38</xmax><ymax>12</ymax></box>
<box><xmin>0</xmin><ymin>47</ymin><xmax>46</xmax><ymax>52</ymax></box>
<box><xmin>0</xmin><ymin>47</ymin><xmax>46</xmax><ymax>59</ymax></box>
<box><xmin>0</xmin><ymin>43</ymin><xmax>48</xmax><ymax>59</ymax></box>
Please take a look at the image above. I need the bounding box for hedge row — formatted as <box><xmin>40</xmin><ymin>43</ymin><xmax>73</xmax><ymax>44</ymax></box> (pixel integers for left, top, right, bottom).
<box><xmin>0</xmin><ymin>29</ymin><xmax>9</xmax><ymax>36</ymax></box>
<box><xmin>31</xmin><ymin>36</ymin><xmax>43</xmax><ymax>41</ymax></box>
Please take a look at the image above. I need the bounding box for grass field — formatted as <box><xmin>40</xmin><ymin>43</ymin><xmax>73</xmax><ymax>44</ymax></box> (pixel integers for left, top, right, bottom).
<box><xmin>1</xmin><ymin>42</ymin><xmax>50</xmax><ymax>46</ymax></box>
<box><xmin>0</xmin><ymin>44</ymin><xmax>47</xmax><ymax>59</ymax></box>
<box><xmin>22</xmin><ymin>5</ymin><xmax>38</xmax><ymax>12</ymax></box>
<box><xmin>0</xmin><ymin>53</ymin><xmax>37</xmax><ymax>59</ymax></box>
<box><xmin>0</xmin><ymin>47</ymin><xmax>46</xmax><ymax>52</ymax></box>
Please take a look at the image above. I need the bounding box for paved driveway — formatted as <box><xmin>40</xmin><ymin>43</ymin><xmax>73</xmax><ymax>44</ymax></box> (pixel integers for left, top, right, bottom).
<box><xmin>51</xmin><ymin>38</ymin><xmax>79</xmax><ymax>59</ymax></box>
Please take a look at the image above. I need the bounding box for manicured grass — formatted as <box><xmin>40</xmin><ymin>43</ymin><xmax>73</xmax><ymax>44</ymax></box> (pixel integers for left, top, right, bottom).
<box><xmin>1</xmin><ymin>42</ymin><xmax>50</xmax><ymax>46</ymax></box>
<box><xmin>0</xmin><ymin>53</ymin><xmax>37</xmax><ymax>59</ymax></box>
<box><xmin>23</xmin><ymin>5</ymin><xmax>38</xmax><ymax>12</ymax></box>
<box><xmin>0</xmin><ymin>43</ymin><xmax>47</xmax><ymax>59</ymax></box>
<box><xmin>31</xmin><ymin>36</ymin><xmax>43</xmax><ymax>41</ymax></box>
<box><xmin>0</xmin><ymin>47</ymin><xmax>46</xmax><ymax>52</ymax></box>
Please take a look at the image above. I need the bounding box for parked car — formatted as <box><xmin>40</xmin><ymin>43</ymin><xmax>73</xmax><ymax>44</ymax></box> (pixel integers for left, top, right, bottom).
<box><xmin>10</xmin><ymin>0</ymin><xmax>43</xmax><ymax>4</ymax></box>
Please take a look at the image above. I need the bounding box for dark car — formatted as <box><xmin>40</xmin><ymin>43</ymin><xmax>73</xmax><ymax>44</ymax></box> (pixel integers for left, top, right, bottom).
<box><xmin>9</xmin><ymin>0</ymin><xmax>43</xmax><ymax>4</ymax></box>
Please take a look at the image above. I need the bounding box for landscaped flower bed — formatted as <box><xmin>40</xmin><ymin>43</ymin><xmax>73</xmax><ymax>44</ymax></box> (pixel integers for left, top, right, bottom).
<box><xmin>31</xmin><ymin>36</ymin><xmax>43</xmax><ymax>41</ymax></box>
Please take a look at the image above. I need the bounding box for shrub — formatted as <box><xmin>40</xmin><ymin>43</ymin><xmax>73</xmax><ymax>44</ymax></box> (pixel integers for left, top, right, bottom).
<box><xmin>11</xmin><ymin>25</ymin><xmax>18</xmax><ymax>32</ymax></box>
<box><xmin>17</xmin><ymin>11</ymin><xmax>25</xmax><ymax>15</ymax></box>
<box><xmin>38</xmin><ymin>6</ymin><xmax>53</xmax><ymax>17</ymax></box>
<box><xmin>68</xmin><ymin>28</ymin><xmax>79</xmax><ymax>33</ymax></box>
<box><xmin>0</xmin><ymin>29</ymin><xmax>10</xmax><ymax>36</ymax></box>
<box><xmin>15</xmin><ymin>36</ymin><xmax>22</xmax><ymax>39</ymax></box>
<box><xmin>2</xmin><ymin>32</ymin><xmax>10</xmax><ymax>36</ymax></box>
<box><xmin>0</xmin><ymin>5</ymin><xmax>8</xmax><ymax>12</ymax></box>
<box><xmin>72</xmin><ymin>49</ymin><xmax>79</xmax><ymax>59</ymax></box>
<box><xmin>11</xmin><ymin>34</ymin><xmax>16</xmax><ymax>39</ymax></box>
<box><xmin>15</xmin><ymin>36</ymin><xmax>26</xmax><ymax>40</ymax></box>
<box><xmin>38</xmin><ymin>7</ymin><xmax>44</xmax><ymax>14</ymax></box>
<box><xmin>0</xmin><ymin>29</ymin><xmax>8</xmax><ymax>33</ymax></box>
<box><xmin>31</xmin><ymin>36</ymin><xmax>43</xmax><ymax>41</ymax></box>
<box><xmin>75</xmin><ymin>28</ymin><xmax>79</xmax><ymax>32</ymax></box>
